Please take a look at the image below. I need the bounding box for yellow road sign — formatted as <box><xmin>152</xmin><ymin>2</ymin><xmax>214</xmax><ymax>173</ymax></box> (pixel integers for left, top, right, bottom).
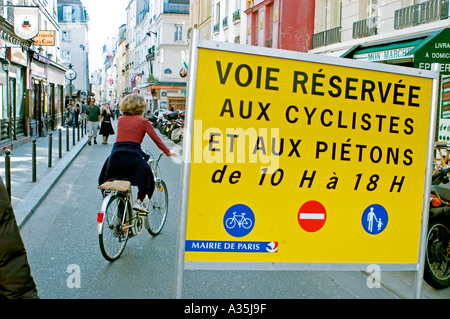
<box><xmin>182</xmin><ymin>43</ymin><xmax>437</xmax><ymax>268</ymax></box>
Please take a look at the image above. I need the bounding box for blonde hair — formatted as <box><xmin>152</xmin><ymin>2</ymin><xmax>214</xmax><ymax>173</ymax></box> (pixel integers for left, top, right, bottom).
<box><xmin>120</xmin><ymin>94</ymin><xmax>146</xmax><ymax>116</ymax></box>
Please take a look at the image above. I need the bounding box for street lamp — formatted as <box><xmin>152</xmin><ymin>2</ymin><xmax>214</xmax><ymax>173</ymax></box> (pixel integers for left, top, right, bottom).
<box><xmin>1</xmin><ymin>59</ymin><xmax>10</xmax><ymax>72</ymax></box>
<box><xmin>1</xmin><ymin>59</ymin><xmax>13</xmax><ymax>140</ymax></box>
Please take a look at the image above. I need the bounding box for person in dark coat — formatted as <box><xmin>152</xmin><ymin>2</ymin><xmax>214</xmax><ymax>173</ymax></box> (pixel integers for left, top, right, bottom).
<box><xmin>99</xmin><ymin>102</ymin><xmax>115</xmax><ymax>144</ymax></box>
<box><xmin>0</xmin><ymin>177</ymin><xmax>39</xmax><ymax>299</ymax></box>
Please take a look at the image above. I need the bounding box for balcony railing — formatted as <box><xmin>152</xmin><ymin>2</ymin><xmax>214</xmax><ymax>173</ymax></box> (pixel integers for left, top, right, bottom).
<box><xmin>353</xmin><ymin>16</ymin><xmax>378</xmax><ymax>39</ymax></box>
<box><xmin>163</xmin><ymin>3</ymin><xmax>189</xmax><ymax>14</ymax></box>
<box><xmin>232</xmin><ymin>9</ymin><xmax>241</xmax><ymax>22</ymax></box>
<box><xmin>312</xmin><ymin>26</ymin><xmax>341</xmax><ymax>49</ymax></box>
<box><xmin>222</xmin><ymin>16</ymin><xmax>228</xmax><ymax>29</ymax></box>
<box><xmin>213</xmin><ymin>23</ymin><xmax>220</xmax><ymax>34</ymax></box>
<box><xmin>0</xmin><ymin>0</ymin><xmax>14</xmax><ymax>25</ymax></box>
<box><xmin>394</xmin><ymin>0</ymin><xmax>449</xmax><ymax>30</ymax></box>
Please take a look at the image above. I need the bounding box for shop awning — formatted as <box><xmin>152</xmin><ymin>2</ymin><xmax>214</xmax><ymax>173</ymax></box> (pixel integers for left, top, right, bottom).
<box><xmin>408</xmin><ymin>28</ymin><xmax>448</xmax><ymax>56</ymax></box>
<box><xmin>341</xmin><ymin>38</ymin><xmax>426</xmax><ymax>62</ymax></box>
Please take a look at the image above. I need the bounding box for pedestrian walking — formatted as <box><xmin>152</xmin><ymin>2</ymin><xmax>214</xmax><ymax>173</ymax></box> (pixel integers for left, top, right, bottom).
<box><xmin>0</xmin><ymin>177</ymin><xmax>39</xmax><ymax>299</ymax></box>
<box><xmin>100</xmin><ymin>102</ymin><xmax>115</xmax><ymax>144</ymax></box>
<box><xmin>70</xmin><ymin>99</ymin><xmax>81</xmax><ymax>127</ymax></box>
<box><xmin>85</xmin><ymin>98</ymin><xmax>101</xmax><ymax>145</ymax></box>
<box><xmin>80</xmin><ymin>98</ymin><xmax>87</xmax><ymax>125</ymax></box>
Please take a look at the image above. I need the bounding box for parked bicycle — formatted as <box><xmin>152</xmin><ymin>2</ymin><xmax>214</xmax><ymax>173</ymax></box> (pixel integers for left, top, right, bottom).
<box><xmin>97</xmin><ymin>151</ymin><xmax>169</xmax><ymax>261</ymax></box>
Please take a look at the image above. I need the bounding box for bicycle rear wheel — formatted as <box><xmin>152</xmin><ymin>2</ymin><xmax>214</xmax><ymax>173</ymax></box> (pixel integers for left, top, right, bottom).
<box><xmin>147</xmin><ymin>180</ymin><xmax>168</xmax><ymax>236</ymax></box>
<box><xmin>99</xmin><ymin>193</ymin><xmax>130</xmax><ymax>261</ymax></box>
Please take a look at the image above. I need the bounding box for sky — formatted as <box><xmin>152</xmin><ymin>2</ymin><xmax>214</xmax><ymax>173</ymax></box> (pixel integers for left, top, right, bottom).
<box><xmin>81</xmin><ymin>0</ymin><xmax>128</xmax><ymax>72</ymax></box>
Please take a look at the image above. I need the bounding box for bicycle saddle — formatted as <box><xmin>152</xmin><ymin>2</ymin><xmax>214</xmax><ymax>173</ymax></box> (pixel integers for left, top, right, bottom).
<box><xmin>98</xmin><ymin>180</ymin><xmax>131</xmax><ymax>192</ymax></box>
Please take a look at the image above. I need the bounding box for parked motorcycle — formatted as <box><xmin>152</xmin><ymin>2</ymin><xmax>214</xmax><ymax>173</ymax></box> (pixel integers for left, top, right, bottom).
<box><xmin>426</xmin><ymin>165</ymin><xmax>450</xmax><ymax>288</ymax></box>
<box><xmin>148</xmin><ymin>109</ymin><xmax>185</xmax><ymax>144</ymax></box>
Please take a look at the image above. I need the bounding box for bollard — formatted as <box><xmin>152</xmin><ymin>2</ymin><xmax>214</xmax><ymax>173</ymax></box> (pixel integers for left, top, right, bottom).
<box><xmin>66</xmin><ymin>126</ymin><xmax>69</xmax><ymax>152</ymax></box>
<box><xmin>48</xmin><ymin>132</ymin><xmax>53</xmax><ymax>168</ymax></box>
<box><xmin>81</xmin><ymin>120</ymin><xmax>84</xmax><ymax>138</ymax></box>
<box><xmin>72</xmin><ymin>124</ymin><xmax>75</xmax><ymax>146</ymax></box>
<box><xmin>4</xmin><ymin>148</ymin><xmax>11</xmax><ymax>201</ymax></box>
<box><xmin>32</xmin><ymin>138</ymin><xmax>37</xmax><ymax>182</ymax></box>
<box><xmin>59</xmin><ymin>128</ymin><xmax>62</xmax><ymax>158</ymax></box>
<box><xmin>77</xmin><ymin>123</ymin><xmax>80</xmax><ymax>141</ymax></box>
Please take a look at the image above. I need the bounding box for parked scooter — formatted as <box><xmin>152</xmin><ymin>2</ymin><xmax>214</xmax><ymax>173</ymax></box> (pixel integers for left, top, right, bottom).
<box><xmin>161</xmin><ymin>111</ymin><xmax>178</xmax><ymax>137</ymax></box>
<box><xmin>426</xmin><ymin>165</ymin><xmax>450</xmax><ymax>288</ymax></box>
<box><xmin>148</xmin><ymin>109</ymin><xmax>185</xmax><ymax>144</ymax></box>
<box><xmin>170</xmin><ymin>117</ymin><xmax>184</xmax><ymax>143</ymax></box>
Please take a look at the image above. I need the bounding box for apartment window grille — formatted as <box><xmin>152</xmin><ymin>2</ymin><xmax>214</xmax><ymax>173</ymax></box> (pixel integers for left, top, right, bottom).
<box><xmin>232</xmin><ymin>9</ymin><xmax>241</xmax><ymax>22</ymax></box>
<box><xmin>62</xmin><ymin>31</ymin><xmax>71</xmax><ymax>42</ymax></box>
<box><xmin>353</xmin><ymin>16</ymin><xmax>378</xmax><ymax>39</ymax></box>
<box><xmin>223</xmin><ymin>16</ymin><xmax>228</xmax><ymax>29</ymax></box>
<box><xmin>394</xmin><ymin>0</ymin><xmax>449</xmax><ymax>30</ymax></box>
<box><xmin>174</xmin><ymin>25</ymin><xmax>182</xmax><ymax>41</ymax></box>
<box><xmin>63</xmin><ymin>6</ymin><xmax>72</xmax><ymax>22</ymax></box>
<box><xmin>312</xmin><ymin>26</ymin><xmax>341</xmax><ymax>49</ymax></box>
<box><xmin>62</xmin><ymin>50</ymin><xmax>71</xmax><ymax>63</ymax></box>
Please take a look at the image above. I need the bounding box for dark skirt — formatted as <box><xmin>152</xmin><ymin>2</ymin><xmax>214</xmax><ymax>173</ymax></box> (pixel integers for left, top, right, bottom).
<box><xmin>98</xmin><ymin>142</ymin><xmax>154</xmax><ymax>198</ymax></box>
<box><xmin>100</xmin><ymin>121</ymin><xmax>115</xmax><ymax>136</ymax></box>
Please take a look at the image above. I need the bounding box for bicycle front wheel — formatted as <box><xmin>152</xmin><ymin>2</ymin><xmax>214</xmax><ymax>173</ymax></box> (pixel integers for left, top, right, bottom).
<box><xmin>99</xmin><ymin>194</ymin><xmax>130</xmax><ymax>261</ymax></box>
<box><xmin>147</xmin><ymin>180</ymin><xmax>168</xmax><ymax>236</ymax></box>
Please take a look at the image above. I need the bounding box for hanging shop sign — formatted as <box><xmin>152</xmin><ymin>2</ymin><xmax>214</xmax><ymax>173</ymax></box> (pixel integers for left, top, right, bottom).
<box><xmin>14</xmin><ymin>6</ymin><xmax>40</xmax><ymax>40</ymax></box>
<box><xmin>33</xmin><ymin>31</ymin><xmax>55</xmax><ymax>46</ymax></box>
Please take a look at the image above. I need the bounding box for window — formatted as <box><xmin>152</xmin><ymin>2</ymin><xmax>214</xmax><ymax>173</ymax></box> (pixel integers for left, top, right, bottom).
<box><xmin>174</xmin><ymin>25</ymin><xmax>182</xmax><ymax>41</ymax></box>
<box><xmin>63</xmin><ymin>6</ymin><xmax>72</xmax><ymax>22</ymax></box>
<box><xmin>265</xmin><ymin>3</ymin><xmax>273</xmax><ymax>47</ymax></box>
<box><xmin>215</xmin><ymin>2</ymin><xmax>221</xmax><ymax>25</ymax></box>
<box><xmin>62</xmin><ymin>31</ymin><xmax>71</xmax><ymax>41</ymax></box>
<box><xmin>62</xmin><ymin>50</ymin><xmax>71</xmax><ymax>63</ymax></box>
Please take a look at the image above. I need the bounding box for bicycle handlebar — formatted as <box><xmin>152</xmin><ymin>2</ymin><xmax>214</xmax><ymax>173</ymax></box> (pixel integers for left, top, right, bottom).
<box><xmin>142</xmin><ymin>149</ymin><xmax>165</xmax><ymax>163</ymax></box>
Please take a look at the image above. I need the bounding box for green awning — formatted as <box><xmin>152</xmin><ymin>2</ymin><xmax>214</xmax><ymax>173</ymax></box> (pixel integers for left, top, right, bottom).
<box><xmin>340</xmin><ymin>38</ymin><xmax>426</xmax><ymax>62</ymax></box>
<box><xmin>408</xmin><ymin>29</ymin><xmax>446</xmax><ymax>55</ymax></box>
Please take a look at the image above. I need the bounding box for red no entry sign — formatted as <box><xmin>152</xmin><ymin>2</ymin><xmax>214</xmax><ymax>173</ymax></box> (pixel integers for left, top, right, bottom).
<box><xmin>298</xmin><ymin>200</ymin><xmax>327</xmax><ymax>232</ymax></box>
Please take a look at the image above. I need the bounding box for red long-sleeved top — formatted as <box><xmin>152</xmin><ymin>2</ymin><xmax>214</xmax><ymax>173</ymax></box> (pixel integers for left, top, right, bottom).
<box><xmin>116</xmin><ymin>115</ymin><xmax>170</xmax><ymax>155</ymax></box>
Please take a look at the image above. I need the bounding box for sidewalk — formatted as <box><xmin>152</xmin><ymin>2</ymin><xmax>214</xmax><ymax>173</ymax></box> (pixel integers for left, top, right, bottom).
<box><xmin>0</xmin><ymin>125</ymin><xmax>88</xmax><ymax>228</ymax></box>
<box><xmin>0</xmin><ymin>124</ymin><xmax>448</xmax><ymax>299</ymax></box>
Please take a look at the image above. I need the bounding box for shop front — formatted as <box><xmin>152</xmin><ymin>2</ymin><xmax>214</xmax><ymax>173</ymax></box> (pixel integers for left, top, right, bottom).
<box><xmin>409</xmin><ymin>28</ymin><xmax>450</xmax><ymax>141</ymax></box>
<box><xmin>30</xmin><ymin>57</ymin><xmax>47</xmax><ymax>137</ymax></box>
<box><xmin>29</xmin><ymin>52</ymin><xmax>66</xmax><ymax>137</ymax></box>
<box><xmin>145</xmin><ymin>83</ymin><xmax>186</xmax><ymax>112</ymax></box>
<box><xmin>1</xmin><ymin>41</ymin><xmax>30</xmax><ymax>149</ymax></box>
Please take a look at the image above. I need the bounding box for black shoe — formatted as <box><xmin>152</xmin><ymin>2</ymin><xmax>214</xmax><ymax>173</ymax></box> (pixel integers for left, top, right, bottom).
<box><xmin>88</xmin><ymin>140</ymin><xmax>91</xmax><ymax>145</ymax></box>
<box><xmin>94</xmin><ymin>139</ymin><xmax>98</xmax><ymax>144</ymax></box>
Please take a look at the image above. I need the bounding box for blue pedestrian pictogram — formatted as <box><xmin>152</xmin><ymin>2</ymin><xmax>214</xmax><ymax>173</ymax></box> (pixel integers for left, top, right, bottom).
<box><xmin>223</xmin><ymin>204</ymin><xmax>255</xmax><ymax>237</ymax></box>
<box><xmin>361</xmin><ymin>204</ymin><xmax>388</xmax><ymax>235</ymax></box>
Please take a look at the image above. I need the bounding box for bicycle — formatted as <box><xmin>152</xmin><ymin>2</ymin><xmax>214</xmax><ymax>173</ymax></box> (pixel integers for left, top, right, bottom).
<box><xmin>225</xmin><ymin>212</ymin><xmax>253</xmax><ymax>230</ymax></box>
<box><xmin>97</xmin><ymin>150</ymin><xmax>169</xmax><ymax>261</ymax></box>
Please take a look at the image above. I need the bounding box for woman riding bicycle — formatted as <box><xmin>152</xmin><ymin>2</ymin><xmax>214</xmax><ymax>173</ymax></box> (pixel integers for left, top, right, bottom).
<box><xmin>98</xmin><ymin>94</ymin><xmax>175</xmax><ymax>211</ymax></box>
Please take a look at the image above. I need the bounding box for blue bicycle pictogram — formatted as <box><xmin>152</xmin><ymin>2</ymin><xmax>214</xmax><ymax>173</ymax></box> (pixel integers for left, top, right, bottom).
<box><xmin>223</xmin><ymin>204</ymin><xmax>255</xmax><ymax>237</ymax></box>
